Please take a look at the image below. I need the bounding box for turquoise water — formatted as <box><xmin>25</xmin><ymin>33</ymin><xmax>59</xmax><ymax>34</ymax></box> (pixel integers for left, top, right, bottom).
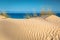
<box><xmin>7</xmin><ymin>13</ymin><xmax>60</xmax><ymax>19</ymax></box>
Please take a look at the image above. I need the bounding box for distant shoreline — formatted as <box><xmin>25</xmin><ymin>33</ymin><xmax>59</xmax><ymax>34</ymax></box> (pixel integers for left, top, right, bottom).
<box><xmin>6</xmin><ymin>13</ymin><xmax>60</xmax><ymax>19</ymax></box>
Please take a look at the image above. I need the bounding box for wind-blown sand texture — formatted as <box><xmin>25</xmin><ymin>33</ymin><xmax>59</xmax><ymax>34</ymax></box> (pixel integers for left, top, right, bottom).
<box><xmin>45</xmin><ymin>15</ymin><xmax>60</xmax><ymax>27</ymax></box>
<box><xmin>0</xmin><ymin>15</ymin><xmax>60</xmax><ymax>40</ymax></box>
<box><xmin>0</xmin><ymin>16</ymin><xmax>60</xmax><ymax>40</ymax></box>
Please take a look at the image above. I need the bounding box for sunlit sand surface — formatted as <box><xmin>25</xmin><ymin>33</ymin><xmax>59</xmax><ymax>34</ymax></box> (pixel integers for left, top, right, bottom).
<box><xmin>0</xmin><ymin>15</ymin><xmax>60</xmax><ymax>40</ymax></box>
<box><xmin>45</xmin><ymin>15</ymin><xmax>60</xmax><ymax>27</ymax></box>
<box><xmin>0</xmin><ymin>15</ymin><xmax>6</xmax><ymax>19</ymax></box>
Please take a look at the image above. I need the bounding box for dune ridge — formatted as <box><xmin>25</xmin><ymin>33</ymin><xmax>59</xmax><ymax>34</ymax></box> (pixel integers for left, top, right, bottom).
<box><xmin>0</xmin><ymin>15</ymin><xmax>60</xmax><ymax>40</ymax></box>
<box><xmin>45</xmin><ymin>15</ymin><xmax>60</xmax><ymax>27</ymax></box>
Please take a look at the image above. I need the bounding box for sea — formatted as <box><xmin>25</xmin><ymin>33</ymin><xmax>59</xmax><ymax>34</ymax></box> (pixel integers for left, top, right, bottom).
<box><xmin>7</xmin><ymin>13</ymin><xmax>60</xmax><ymax>19</ymax></box>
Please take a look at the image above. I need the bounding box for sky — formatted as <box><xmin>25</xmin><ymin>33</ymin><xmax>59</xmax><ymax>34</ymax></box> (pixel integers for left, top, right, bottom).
<box><xmin>0</xmin><ymin>0</ymin><xmax>60</xmax><ymax>13</ymax></box>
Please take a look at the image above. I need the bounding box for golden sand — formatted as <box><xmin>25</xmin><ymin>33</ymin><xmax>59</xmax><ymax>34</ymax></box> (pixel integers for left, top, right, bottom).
<box><xmin>0</xmin><ymin>17</ymin><xmax>60</xmax><ymax>40</ymax></box>
<box><xmin>45</xmin><ymin>15</ymin><xmax>60</xmax><ymax>27</ymax></box>
<box><xmin>0</xmin><ymin>15</ymin><xmax>6</xmax><ymax>19</ymax></box>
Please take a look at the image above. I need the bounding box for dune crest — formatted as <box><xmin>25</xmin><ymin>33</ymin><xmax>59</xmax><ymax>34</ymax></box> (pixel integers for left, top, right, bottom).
<box><xmin>45</xmin><ymin>15</ymin><xmax>60</xmax><ymax>27</ymax></box>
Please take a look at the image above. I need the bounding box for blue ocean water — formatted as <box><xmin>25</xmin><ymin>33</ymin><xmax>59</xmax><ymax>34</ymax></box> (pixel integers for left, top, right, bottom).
<box><xmin>7</xmin><ymin>13</ymin><xmax>40</xmax><ymax>19</ymax></box>
<box><xmin>56</xmin><ymin>13</ymin><xmax>60</xmax><ymax>17</ymax></box>
<box><xmin>7</xmin><ymin>13</ymin><xmax>26</xmax><ymax>19</ymax></box>
<box><xmin>7</xmin><ymin>13</ymin><xmax>60</xmax><ymax>19</ymax></box>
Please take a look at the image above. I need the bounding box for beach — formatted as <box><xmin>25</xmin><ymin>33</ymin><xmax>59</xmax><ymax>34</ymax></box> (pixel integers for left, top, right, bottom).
<box><xmin>0</xmin><ymin>15</ymin><xmax>60</xmax><ymax>40</ymax></box>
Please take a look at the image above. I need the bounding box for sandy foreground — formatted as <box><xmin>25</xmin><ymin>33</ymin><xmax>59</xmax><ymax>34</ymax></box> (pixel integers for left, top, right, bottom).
<box><xmin>0</xmin><ymin>15</ymin><xmax>60</xmax><ymax>40</ymax></box>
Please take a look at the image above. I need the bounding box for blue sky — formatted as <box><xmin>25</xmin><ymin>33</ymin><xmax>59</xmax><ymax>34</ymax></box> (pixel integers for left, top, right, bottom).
<box><xmin>0</xmin><ymin>0</ymin><xmax>60</xmax><ymax>13</ymax></box>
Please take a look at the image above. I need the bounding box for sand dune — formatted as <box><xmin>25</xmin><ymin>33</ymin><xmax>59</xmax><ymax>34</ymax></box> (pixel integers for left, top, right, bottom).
<box><xmin>45</xmin><ymin>15</ymin><xmax>60</xmax><ymax>27</ymax></box>
<box><xmin>0</xmin><ymin>17</ymin><xmax>60</xmax><ymax>40</ymax></box>
<box><xmin>0</xmin><ymin>20</ymin><xmax>12</xmax><ymax>40</ymax></box>
<box><xmin>0</xmin><ymin>15</ymin><xmax>6</xmax><ymax>19</ymax></box>
<box><xmin>0</xmin><ymin>32</ymin><xmax>12</xmax><ymax>40</ymax></box>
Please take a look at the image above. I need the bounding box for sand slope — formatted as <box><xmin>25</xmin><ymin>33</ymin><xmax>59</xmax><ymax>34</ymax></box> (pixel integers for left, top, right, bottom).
<box><xmin>45</xmin><ymin>15</ymin><xmax>60</xmax><ymax>27</ymax></box>
<box><xmin>0</xmin><ymin>32</ymin><xmax>12</xmax><ymax>40</ymax></box>
<box><xmin>0</xmin><ymin>15</ymin><xmax>6</xmax><ymax>19</ymax></box>
<box><xmin>0</xmin><ymin>18</ymin><xmax>60</xmax><ymax>40</ymax></box>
